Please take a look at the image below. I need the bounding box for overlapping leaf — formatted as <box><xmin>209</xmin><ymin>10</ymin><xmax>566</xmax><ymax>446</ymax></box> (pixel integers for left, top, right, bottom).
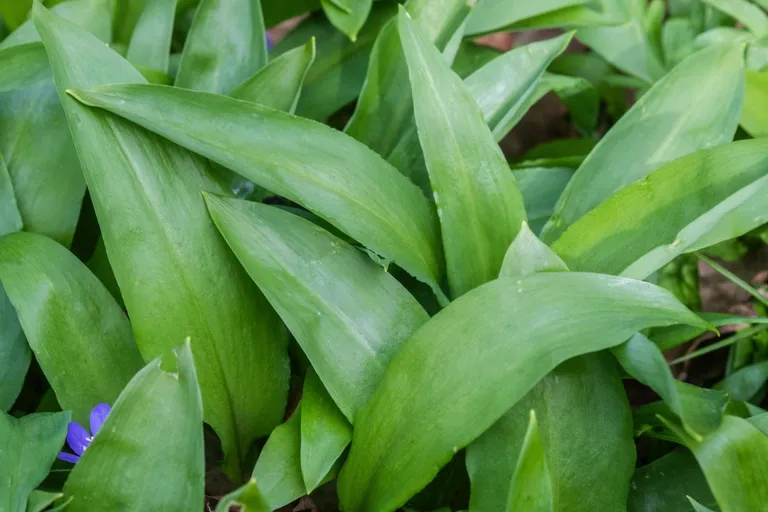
<box><xmin>69</xmin><ymin>84</ymin><xmax>445</xmax><ymax>297</ymax></box>
<box><xmin>542</xmin><ymin>43</ymin><xmax>745</xmax><ymax>242</ymax></box>
<box><xmin>34</xmin><ymin>5</ymin><xmax>289</xmax><ymax>479</ymax></box>
<box><xmin>0</xmin><ymin>43</ymin><xmax>50</xmax><ymax>92</ymax></box>
<box><xmin>338</xmin><ymin>273</ymin><xmax>707</xmax><ymax>511</ymax></box>
<box><xmin>321</xmin><ymin>0</ymin><xmax>371</xmax><ymax>41</ymax></box>
<box><xmin>126</xmin><ymin>0</ymin><xmax>177</xmax><ymax>73</ymax></box>
<box><xmin>0</xmin><ymin>232</ymin><xmax>143</xmax><ymax>424</ymax></box>
<box><xmin>399</xmin><ymin>9</ymin><xmax>525</xmax><ymax>298</ymax></box>
<box><xmin>63</xmin><ymin>343</ymin><xmax>205</xmax><ymax>511</ymax></box>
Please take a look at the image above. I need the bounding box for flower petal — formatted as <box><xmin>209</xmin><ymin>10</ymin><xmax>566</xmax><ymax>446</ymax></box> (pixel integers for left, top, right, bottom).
<box><xmin>89</xmin><ymin>403</ymin><xmax>111</xmax><ymax>436</ymax></box>
<box><xmin>57</xmin><ymin>452</ymin><xmax>80</xmax><ymax>463</ymax></box>
<box><xmin>66</xmin><ymin>421</ymin><xmax>91</xmax><ymax>455</ymax></box>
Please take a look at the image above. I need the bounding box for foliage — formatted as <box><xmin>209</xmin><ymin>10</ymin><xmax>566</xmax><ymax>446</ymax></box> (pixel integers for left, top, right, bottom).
<box><xmin>1</xmin><ymin>0</ymin><xmax>768</xmax><ymax>511</ymax></box>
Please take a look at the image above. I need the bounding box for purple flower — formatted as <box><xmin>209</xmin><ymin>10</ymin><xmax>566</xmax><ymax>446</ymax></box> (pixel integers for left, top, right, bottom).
<box><xmin>57</xmin><ymin>403</ymin><xmax>111</xmax><ymax>463</ymax></box>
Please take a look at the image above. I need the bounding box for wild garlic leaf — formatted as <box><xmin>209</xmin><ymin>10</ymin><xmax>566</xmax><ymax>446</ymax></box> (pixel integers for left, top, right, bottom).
<box><xmin>62</xmin><ymin>343</ymin><xmax>205</xmax><ymax>511</ymax></box>
<box><xmin>126</xmin><ymin>0</ymin><xmax>177</xmax><ymax>74</ymax></box>
<box><xmin>0</xmin><ymin>232</ymin><xmax>143</xmax><ymax>425</ymax></box>
<box><xmin>321</xmin><ymin>0</ymin><xmax>372</xmax><ymax>42</ymax></box>
<box><xmin>338</xmin><ymin>273</ymin><xmax>707</xmax><ymax>511</ymax></box>
<box><xmin>465</xmin><ymin>0</ymin><xmax>589</xmax><ymax>36</ymax></box>
<box><xmin>542</xmin><ymin>43</ymin><xmax>745</xmax><ymax>242</ymax></box>
<box><xmin>0</xmin><ymin>43</ymin><xmax>50</xmax><ymax>92</ymax></box>
<box><xmin>34</xmin><ymin>4</ymin><xmax>289</xmax><ymax>480</ymax></box>
<box><xmin>69</xmin><ymin>84</ymin><xmax>445</xmax><ymax>299</ymax></box>
<box><xmin>399</xmin><ymin>9</ymin><xmax>526</xmax><ymax>298</ymax></box>
<box><xmin>506</xmin><ymin>411</ymin><xmax>552</xmax><ymax>512</ymax></box>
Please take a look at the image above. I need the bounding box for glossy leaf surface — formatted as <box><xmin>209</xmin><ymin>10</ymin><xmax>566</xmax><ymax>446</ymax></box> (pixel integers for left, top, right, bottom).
<box><xmin>0</xmin><ymin>232</ymin><xmax>143</xmax><ymax>424</ymax></box>
<box><xmin>205</xmin><ymin>196</ymin><xmax>429</xmax><ymax>419</ymax></box>
<box><xmin>321</xmin><ymin>0</ymin><xmax>371</xmax><ymax>41</ymax></box>
<box><xmin>62</xmin><ymin>344</ymin><xmax>205</xmax><ymax>511</ymax></box>
<box><xmin>506</xmin><ymin>411</ymin><xmax>552</xmax><ymax>512</ymax></box>
<box><xmin>400</xmin><ymin>9</ymin><xmax>525</xmax><ymax>298</ymax></box>
<box><xmin>34</xmin><ymin>5</ymin><xmax>289</xmax><ymax>479</ymax></box>
<box><xmin>126</xmin><ymin>0</ymin><xmax>177</xmax><ymax>73</ymax></box>
<box><xmin>338</xmin><ymin>273</ymin><xmax>706</xmax><ymax>511</ymax></box>
<box><xmin>70</xmin><ymin>84</ymin><xmax>445</xmax><ymax>295</ymax></box>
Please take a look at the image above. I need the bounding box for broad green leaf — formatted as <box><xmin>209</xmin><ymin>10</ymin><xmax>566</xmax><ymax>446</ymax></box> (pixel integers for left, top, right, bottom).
<box><xmin>126</xmin><ymin>0</ymin><xmax>177</xmax><ymax>72</ymax></box>
<box><xmin>517</xmin><ymin>139</ymin><xmax>596</xmax><ymax>169</ymax></box>
<box><xmin>0</xmin><ymin>0</ymin><xmax>112</xmax><ymax>49</ymax></box>
<box><xmin>86</xmin><ymin>236</ymin><xmax>122</xmax><ymax>306</ymax></box>
<box><xmin>552</xmin><ymin>140</ymin><xmax>768</xmax><ymax>277</ymax></box>
<box><xmin>0</xmin><ymin>232</ymin><xmax>143</xmax><ymax>424</ymax></box>
<box><xmin>272</xmin><ymin>4</ymin><xmax>394</xmax><ymax>120</ymax></box>
<box><xmin>627</xmin><ymin>449</ymin><xmax>716</xmax><ymax>512</ymax></box>
<box><xmin>612</xmin><ymin>333</ymin><xmax>726</xmax><ymax>438</ymax></box>
<box><xmin>399</xmin><ymin>9</ymin><xmax>525</xmax><ymax>298</ymax></box>
<box><xmin>252</xmin><ymin>409</ymin><xmax>306</xmax><ymax>509</ymax></box>
<box><xmin>230</xmin><ymin>38</ymin><xmax>316</xmax><ymax>112</ymax></box>
<box><xmin>70</xmin><ymin>85</ymin><xmax>445</xmax><ymax>299</ymax></box>
<box><xmin>669</xmin><ymin>415</ymin><xmax>768</xmax><ymax>511</ymax></box>
<box><xmin>688</xmin><ymin>497</ymin><xmax>717</xmax><ymax>512</ymax></box>
<box><xmin>500</xmin><ymin>222</ymin><xmax>568</xmax><ymax>277</ymax></box>
<box><xmin>464</xmin><ymin>34</ymin><xmax>573</xmax><ymax>142</ymax></box>
<box><xmin>511</xmin><ymin>167</ymin><xmax>573</xmax><ymax>235</ymax></box>
<box><xmin>345</xmin><ymin>0</ymin><xmax>471</xmax><ymax>165</ymax></box>
<box><xmin>34</xmin><ymin>5</ymin><xmax>289</xmax><ymax>479</ymax></box>
<box><xmin>63</xmin><ymin>343</ymin><xmax>205</xmax><ymax>511</ymax></box>
<box><xmin>542</xmin><ymin>43</ymin><xmax>745</xmax><ymax>242</ymax></box>
<box><xmin>0</xmin><ymin>152</ymin><xmax>21</xmax><ymax>235</ymax></box>
<box><xmin>0</xmin><ymin>410</ymin><xmax>69</xmax><ymax>512</ymax></box>
<box><xmin>301</xmin><ymin>369</ymin><xmax>352</xmax><ymax>492</ymax></box>
<box><xmin>701</xmin><ymin>0</ymin><xmax>768</xmax><ymax>38</ymax></box>
<box><xmin>321</xmin><ymin>0</ymin><xmax>371</xmax><ymax>41</ymax></box>
<box><xmin>215</xmin><ymin>479</ymin><xmax>270</xmax><ymax>512</ymax></box>
<box><xmin>468</xmin><ymin>353</ymin><xmax>634</xmax><ymax>512</ymax></box>
<box><xmin>465</xmin><ymin>0</ymin><xmax>588</xmax><ymax>36</ymax></box>
<box><xmin>506</xmin><ymin>411</ymin><xmax>551</xmax><ymax>512</ymax></box>
<box><xmin>663</xmin><ymin>17</ymin><xmax>697</xmax><ymax>68</ymax></box>
<box><xmin>338</xmin><ymin>273</ymin><xmax>707</xmax><ymax>511</ymax></box>
<box><xmin>741</xmin><ymin>70</ymin><xmax>768</xmax><ymax>138</ymax></box>
<box><xmin>717</xmin><ymin>361</ymin><xmax>768</xmax><ymax>401</ymax></box>
<box><xmin>0</xmin><ymin>43</ymin><xmax>51</xmax><ymax>92</ymax></box>
<box><xmin>175</xmin><ymin>0</ymin><xmax>267</xmax><ymax>94</ymax></box>
<box><xmin>204</xmin><ymin>196</ymin><xmax>429</xmax><ymax>419</ymax></box>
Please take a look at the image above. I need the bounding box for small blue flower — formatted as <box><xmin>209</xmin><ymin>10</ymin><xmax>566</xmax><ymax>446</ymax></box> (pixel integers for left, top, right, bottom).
<box><xmin>57</xmin><ymin>403</ymin><xmax>111</xmax><ymax>463</ymax></box>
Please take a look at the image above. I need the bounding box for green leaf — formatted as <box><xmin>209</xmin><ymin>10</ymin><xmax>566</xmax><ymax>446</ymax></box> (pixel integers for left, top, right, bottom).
<box><xmin>251</xmin><ymin>409</ymin><xmax>306</xmax><ymax>509</ymax></box>
<box><xmin>344</xmin><ymin>0</ymin><xmax>471</xmax><ymax>165</ymax></box>
<box><xmin>62</xmin><ymin>343</ymin><xmax>205</xmax><ymax>511</ymax></box>
<box><xmin>671</xmin><ymin>415</ymin><xmax>768</xmax><ymax>512</ymax></box>
<box><xmin>716</xmin><ymin>361</ymin><xmax>768</xmax><ymax>401</ymax></box>
<box><xmin>204</xmin><ymin>196</ymin><xmax>429</xmax><ymax>419</ymax></box>
<box><xmin>464</xmin><ymin>34</ymin><xmax>573</xmax><ymax>142</ymax></box>
<box><xmin>552</xmin><ymin>140</ymin><xmax>768</xmax><ymax>277</ymax></box>
<box><xmin>741</xmin><ymin>70</ymin><xmax>768</xmax><ymax>138</ymax></box>
<box><xmin>0</xmin><ymin>0</ymin><xmax>32</xmax><ymax>30</ymax></box>
<box><xmin>69</xmin><ymin>85</ymin><xmax>445</xmax><ymax>300</ymax></box>
<box><xmin>300</xmin><ymin>369</ymin><xmax>352</xmax><ymax>492</ymax></box>
<box><xmin>511</xmin><ymin>167</ymin><xmax>573</xmax><ymax>235</ymax></box>
<box><xmin>263</xmin><ymin>0</ymin><xmax>320</xmax><ymax>27</ymax></box>
<box><xmin>230</xmin><ymin>37</ymin><xmax>316</xmax><ymax>112</ymax></box>
<box><xmin>338</xmin><ymin>273</ymin><xmax>707</xmax><ymax>511</ymax></box>
<box><xmin>627</xmin><ymin>449</ymin><xmax>716</xmax><ymax>512</ymax></box>
<box><xmin>0</xmin><ymin>43</ymin><xmax>51</xmax><ymax>92</ymax></box>
<box><xmin>465</xmin><ymin>0</ymin><xmax>588</xmax><ymax>36</ymax></box>
<box><xmin>651</xmin><ymin>312</ymin><xmax>768</xmax><ymax>351</ymax></box>
<box><xmin>468</xmin><ymin>353</ymin><xmax>635</xmax><ymax>512</ymax></box>
<box><xmin>663</xmin><ymin>17</ymin><xmax>697</xmax><ymax>68</ymax></box>
<box><xmin>0</xmin><ymin>410</ymin><xmax>69</xmax><ymax>512</ymax></box>
<box><xmin>272</xmin><ymin>4</ymin><xmax>394</xmax><ymax>120</ymax></box>
<box><xmin>175</xmin><ymin>0</ymin><xmax>266</xmax><ymax>94</ymax></box>
<box><xmin>215</xmin><ymin>479</ymin><xmax>271</xmax><ymax>512</ymax></box>
<box><xmin>500</xmin><ymin>222</ymin><xmax>568</xmax><ymax>277</ymax></box>
<box><xmin>542</xmin><ymin>43</ymin><xmax>745</xmax><ymax>243</ymax></box>
<box><xmin>126</xmin><ymin>0</ymin><xmax>177</xmax><ymax>73</ymax></box>
<box><xmin>34</xmin><ymin>4</ymin><xmax>289</xmax><ymax>479</ymax></box>
<box><xmin>321</xmin><ymin>0</ymin><xmax>371</xmax><ymax>41</ymax></box>
<box><xmin>688</xmin><ymin>496</ymin><xmax>717</xmax><ymax>512</ymax></box>
<box><xmin>506</xmin><ymin>411</ymin><xmax>552</xmax><ymax>512</ymax></box>
<box><xmin>399</xmin><ymin>8</ymin><xmax>525</xmax><ymax>298</ymax></box>
<box><xmin>0</xmin><ymin>232</ymin><xmax>143</xmax><ymax>424</ymax></box>
<box><xmin>700</xmin><ymin>0</ymin><xmax>768</xmax><ymax>38</ymax></box>
<box><xmin>0</xmin><ymin>0</ymin><xmax>112</xmax><ymax>49</ymax></box>
<box><xmin>612</xmin><ymin>333</ymin><xmax>726</xmax><ymax>438</ymax></box>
